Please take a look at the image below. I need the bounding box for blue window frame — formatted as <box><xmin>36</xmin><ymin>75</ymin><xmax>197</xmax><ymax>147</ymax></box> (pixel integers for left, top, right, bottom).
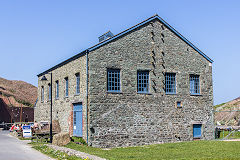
<box><xmin>165</xmin><ymin>73</ymin><xmax>176</xmax><ymax>94</ymax></box>
<box><xmin>65</xmin><ymin>77</ymin><xmax>69</xmax><ymax>97</ymax></box>
<box><xmin>55</xmin><ymin>80</ymin><xmax>59</xmax><ymax>99</ymax></box>
<box><xmin>107</xmin><ymin>69</ymin><xmax>120</xmax><ymax>92</ymax></box>
<box><xmin>177</xmin><ymin>101</ymin><xmax>182</xmax><ymax>108</ymax></box>
<box><xmin>48</xmin><ymin>83</ymin><xmax>51</xmax><ymax>100</ymax></box>
<box><xmin>190</xmin><ymin>75</ymin><xmax>200</xmax><ymax>95</ymax></box>
<box><xmin>137</xmin><ymin>71</ymin><xmax>149</xmax><ymax>93</ymax></box>
<box><xmin>76</xmin><ymin>73</ymin><xmax>80</xmax><ymax>94</ymax></box>
<box><xmin>41</xmin><ymin>86</ymin><xmax>44</xmax><ymax>102</ymax></box>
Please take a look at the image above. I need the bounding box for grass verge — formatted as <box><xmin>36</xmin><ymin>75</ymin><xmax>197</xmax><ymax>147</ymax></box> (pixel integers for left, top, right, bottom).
<box><xmin>219</xmin><ymin>130</ymin><xmax>240</xmax><ymax>139</ymax></box>
<box><xmin>31</xmin><ymin>143</ymin><xmax>84</xmax><ymax>160</ymax></box>
<box><xmin>65</xmin><ymin>140</ymin><xmax>240</xmax><ymax>160</ymax></box>
<box><xmin>18</xmin><ymin>137</ymin><xmax>32</xmax><ymax>140</ymax></box>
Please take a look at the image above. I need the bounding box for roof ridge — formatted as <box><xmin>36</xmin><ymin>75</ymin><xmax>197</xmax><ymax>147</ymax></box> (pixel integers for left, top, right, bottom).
<box><xmin>88</xmin><ymin>14</ymin><xmax>159</xmax><ymax>50</ymax></box>
<box><xmin>37</xmin><ymin>14</ymin><xmax>213</xmax><ymax>77</ymax></box>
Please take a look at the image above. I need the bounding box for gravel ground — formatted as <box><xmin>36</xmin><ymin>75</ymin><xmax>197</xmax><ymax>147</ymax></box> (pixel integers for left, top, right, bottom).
<box><xmin>47</xmin><ymin>144</ymin><xmax>106</xmax><ymax>160</ymax></box>
<box><xmin>223</xmin><ymin>139</ymin><xmax>240</xmax><ymax>141</ymax></box>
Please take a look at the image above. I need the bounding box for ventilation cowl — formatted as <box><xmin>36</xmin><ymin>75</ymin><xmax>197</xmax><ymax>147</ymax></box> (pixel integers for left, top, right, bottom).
<box><xmin>98</xmin><ymin>31</ymin><xmax>114</xmax><ymax>42</ymax></box>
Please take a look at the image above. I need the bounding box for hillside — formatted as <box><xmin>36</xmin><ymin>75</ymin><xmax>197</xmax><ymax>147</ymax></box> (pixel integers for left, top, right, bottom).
<box><xmin>215</xmin><ymin>97</ymin><xmax>240</xmax><ymax>126</ymax></box>
<box><xmin>0</xmin><ymin>77</ymin><xmax>37</xmax><ymax>107</ymax></box>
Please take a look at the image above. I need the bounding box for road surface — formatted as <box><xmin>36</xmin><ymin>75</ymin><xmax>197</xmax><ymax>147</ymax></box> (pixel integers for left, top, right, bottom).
<box><xmin>0</xmin><ymin>130</ymin><xmax>54</xmax><ymax>160</ymax></box>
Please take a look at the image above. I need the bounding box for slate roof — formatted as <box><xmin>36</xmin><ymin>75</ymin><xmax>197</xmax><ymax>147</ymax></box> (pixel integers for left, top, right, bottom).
<box><xmin>37</xmin><ymin>14</ymin><xmax>213</xmax><ymax>77</ymax></box>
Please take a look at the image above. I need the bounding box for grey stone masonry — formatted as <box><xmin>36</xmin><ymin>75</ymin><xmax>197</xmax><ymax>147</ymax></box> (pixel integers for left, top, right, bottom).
<box><xmin>36</xmin><ymin>16</ymin><xmax>214</xmax><ymax>148</ymax></box>
<box><xmin>35</xmin><ymin>55</ymin><xmax>87</xmax><ymax>139</ymax></box>
<box><xmin>88</xmin><ymin>19</ymin><xmax>214</xmax><ymax>148</ymax></box>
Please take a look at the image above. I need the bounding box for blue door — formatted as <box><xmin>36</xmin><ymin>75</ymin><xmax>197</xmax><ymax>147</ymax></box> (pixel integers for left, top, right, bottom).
<box><xmin>193</xmin><ymin>124</ymin><xmax>202</xmax><ymax>138</ymax></box>
<box><xmin>73</xmin><ymin>103</ymin><xmax>83</xmax><ymax>137</ymax></box>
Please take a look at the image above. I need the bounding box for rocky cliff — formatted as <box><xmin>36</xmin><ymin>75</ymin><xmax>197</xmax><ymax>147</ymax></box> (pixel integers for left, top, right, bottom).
<box><xmin>215</xmin><ymin>97</ymin><xmax>240</xmax><ymax>126</ymax></box>
<box><xmin>0</xmin><ymin>77</ymin><xmax>37</xmax><ymax>107</ymax></box>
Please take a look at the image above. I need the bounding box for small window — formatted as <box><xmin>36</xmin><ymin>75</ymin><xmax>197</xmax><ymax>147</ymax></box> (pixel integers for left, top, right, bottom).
<box><xmin>107</xmin><ymin>69</ymin><xmax>120</xmax><ymax>92</ymax></box>
<box><xmin>137</xmin><ymin>71</ymin><xmax>149</xmax><ymax>93</ymax></box>
<box><xmin>48</xmin><ymin>83</ymin><xmax>51</xmax><ymax>100</ymax></box>
<box><xmin>41</xmin><ymin>86</ymin><xmax>44</xmax><ymax>102</ymax></box>
<box><xmin>73</xmin><ymin>111</ymin><xmax>76</xmax><ymax>125</ymax></box>
<box><xmin>176</xmin><ymin>101</ymin><xmax>182</xmax><ymax>108</ymax></box>
<box><xmin>65</xmin><ymin>77</ymin><xmax>69</xmax><ymax>97</ymax></box>
<box><xmin>190</xmin><ymin>75</ymin><xmax>200</xmax><ymax>95</ymax></box>
<box><xmin>25</xmin><ymin>114</ymin><xmax>28</xmax><ymax>122</ymax></box>
<box><xmin>76</xmin><ymin>73</ymin><xmax>80</xmax><ymax>94</ymax></box>
<box><xmin>165</xmin><ymin>73</ymin><xmax>176</xmax><ymax>94</ymax></box>
<box><xmin>55</xmin><ymin>80</ymin><xmax>59</xmax><ymax>99</ymax></box>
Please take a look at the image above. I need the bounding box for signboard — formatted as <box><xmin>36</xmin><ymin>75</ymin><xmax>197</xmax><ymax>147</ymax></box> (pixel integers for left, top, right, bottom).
<box><xmin>22</xmin><ymin>125</ymin><xmax>32</xmax><ymax>138</ymax></box>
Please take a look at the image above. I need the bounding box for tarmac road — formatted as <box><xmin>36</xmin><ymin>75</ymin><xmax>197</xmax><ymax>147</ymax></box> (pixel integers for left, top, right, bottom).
<box><xmin>0</xmin><ymin>130</ymin><xmax>54</xmax><ymax>160</ymax></box>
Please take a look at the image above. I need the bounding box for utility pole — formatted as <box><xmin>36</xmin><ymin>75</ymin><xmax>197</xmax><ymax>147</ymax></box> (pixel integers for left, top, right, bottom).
<box><xmin>20</xmin><ymin>104</ymin><xmax>23</xmax><ymax>122</ymax></box>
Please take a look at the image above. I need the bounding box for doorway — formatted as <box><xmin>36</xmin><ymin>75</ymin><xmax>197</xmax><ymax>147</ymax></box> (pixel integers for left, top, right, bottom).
<box><xmin>73</xmin><ymin>103</ymin><xmax>83</xmax><ymax>137</ymax></box>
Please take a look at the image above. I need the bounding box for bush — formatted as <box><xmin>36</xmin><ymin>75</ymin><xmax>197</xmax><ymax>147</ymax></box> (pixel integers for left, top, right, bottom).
<box><xmin>16</xmin><ymin>99</ymin><xmax>33</xmax><ymax>107</ymax></box>
<box><xmin>71</xmin><ymin>137</ymin><xmax>87</xmax><ymax>145</ymax></box>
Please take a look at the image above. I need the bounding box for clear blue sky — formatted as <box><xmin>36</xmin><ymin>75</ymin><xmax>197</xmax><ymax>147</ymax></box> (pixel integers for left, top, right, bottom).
<box><xmin>0</xmin><ymin>0</ymin><xmax>239</xmax><ymax>105</ymax></box>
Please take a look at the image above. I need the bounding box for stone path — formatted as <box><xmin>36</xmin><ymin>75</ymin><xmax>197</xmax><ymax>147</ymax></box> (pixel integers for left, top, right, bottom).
<box><xmin>47</xmin><ymin>144</ymin><xmax>106</xmax><ymax>160</ymax></box>
<box><xmin>223</xmin><ymin>139</ymin><xmax>240</xmax><ymax>141</ymax></box>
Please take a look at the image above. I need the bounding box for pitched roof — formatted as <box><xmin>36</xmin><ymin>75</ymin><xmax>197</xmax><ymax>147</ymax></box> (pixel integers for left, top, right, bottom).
<box><xmin>37</xmin><ymin>14</ymin><xmax>213</xmax><ymax>77</ymax></box>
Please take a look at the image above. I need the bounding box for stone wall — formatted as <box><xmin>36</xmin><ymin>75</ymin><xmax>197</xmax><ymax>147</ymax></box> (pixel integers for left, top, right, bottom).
<box><xmin>35</xmin><ymin>18</ymin><xmax>214</xmax><ymax>148</ymax></box>
<box><xmin>0</xmin><ymin>98</ymin><xmax>34</xmax><ymax>123</ymax></box>
<box><xmin>35</xmin><ymin>55</ymin><xmax>87</xmax><ymax>138</ymax></box>
<box><xmin>88</xmin><ymin>19</ymin><xmax>214</xmax><ymax>148</ymax></box>
<box><xmin>0</xmin><ymin>98</ymin><xmax>11</xmax><ymax>123</ymax></box>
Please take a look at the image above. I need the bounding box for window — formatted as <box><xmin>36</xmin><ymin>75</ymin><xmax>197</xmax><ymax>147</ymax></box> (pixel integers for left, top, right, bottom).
<box><xmin>55</xmin><ymin>80</ymin><xmax>59</xmax><ymax>99</ymax></box>
<box><xmin>73</xmin><ymin>111</ymin><xmax>76</xmax><ymax>125</ymax></box>
<box><xmin>41</xmin><ymin>86</ymin><xmax>44</xmax><ymax>102</ymax></box>
<box><xmin>137</xmin><ymin>71</ymin><xmax>149</xmax><ymax>93</ymax></box>
<box><xmin>25</xmin><ymin>114</ymin><xmax>28</xmax><ymax>122</ymax></box>
<box><xmin>190</xmin><ymin>75</ymin><xmax>200</xmax><ymax>95</ymax></box>
<box><xmin>48</xmin><ymin>83</ymin><xmax>51</xmax><ymax>100</ymax></box>
<box><xmin>176</xmin><ymin>101</ymin><xmax>182</xmax><ymax>108</ymax></box>
<box><xmin>76</xmin><ymin>73</ymin><xmax>80</xmax><ymax>94</ymax></box>
<box><xmin>65</xmin><ymin>77</ymin><xmax>69</xmax><ymax>97</ymax></box>
<box><xmin>165</xmin><ymin>73</ymin><xmax>176</xmax><ymax>94</ymax></box>
<box><xmin>107</xmin><ymin>69</ymin><xmax>120</xmax><ymax>92</ymax></box>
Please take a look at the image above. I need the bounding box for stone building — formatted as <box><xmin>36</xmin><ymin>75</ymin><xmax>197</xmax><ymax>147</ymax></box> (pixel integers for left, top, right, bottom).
<box><xmin>0</xmin><ymin>96</ymin><xmax>34</xmax><ymax>123</ymax></box>
<box><xmin>36</xmin><ymin>14</ymin><xmax>214</xmax><ymax>148</ymax></box>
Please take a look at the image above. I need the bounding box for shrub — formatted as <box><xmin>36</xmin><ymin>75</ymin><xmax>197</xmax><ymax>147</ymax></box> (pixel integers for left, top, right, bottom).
<box><xmin>71</xmin><ymin>137</ymin><xmax>87</xmax><ymax>145</ymax></box>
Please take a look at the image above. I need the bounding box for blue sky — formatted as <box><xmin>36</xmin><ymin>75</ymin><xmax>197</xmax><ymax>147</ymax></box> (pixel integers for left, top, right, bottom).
<box><xmin>0</xmin><ymin>0</ymin><xmax>239</xmax><ymax>105</ymax></box>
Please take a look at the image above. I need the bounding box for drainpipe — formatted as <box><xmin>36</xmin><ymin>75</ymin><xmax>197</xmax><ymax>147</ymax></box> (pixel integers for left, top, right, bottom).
<box><xmin>212</xmin><ymin>108</ymin><xmax>215</xmax><ymax>139</ymax></box>
<box><xmin>86</xmin><ymin>49</ymin><xmax>89</xmax><ymax>144</ymax></box>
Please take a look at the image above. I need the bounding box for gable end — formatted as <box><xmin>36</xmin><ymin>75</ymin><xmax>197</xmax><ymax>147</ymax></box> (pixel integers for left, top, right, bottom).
<box><xmin>37</xmin><ymin>14</ymin><xmax>213</xmax><ymax>77</ymax></box>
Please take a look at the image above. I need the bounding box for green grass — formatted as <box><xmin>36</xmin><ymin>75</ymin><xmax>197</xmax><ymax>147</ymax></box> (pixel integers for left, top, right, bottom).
<box><xmin>219</xmin><ymin>131</ymin><xmax>240</xmax><ymax>139</ymax></box>
<box><xmin>32</xmin><ymin>144</ymin><xmax>84</xmax><ymax>160</ymax></box>
<box><xmin>71</xmin><ymin>137</ymin><xmax>87</xmax><ymax>145</ymax></box>
<box><xmin>65</xmin><ymin>140</ymin><xmax>240</xmax><ymax>160</ymax></box>
<box><xmin>214</xmin><ymin>102</ymin><xmax>226</xmax><ymax>110</ymax></box>
<box><xmin>18</xmin><ymin>137</ymin><xmax>32</xmax><ymax>140</ymax></box>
